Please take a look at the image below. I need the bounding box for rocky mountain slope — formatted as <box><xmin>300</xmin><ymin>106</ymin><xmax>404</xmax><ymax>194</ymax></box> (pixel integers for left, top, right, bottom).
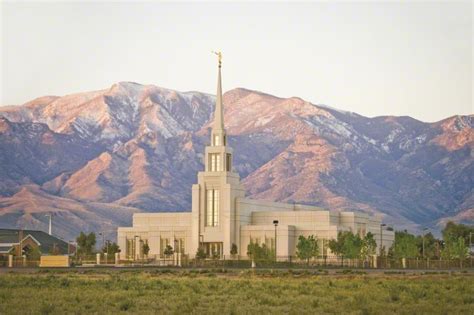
<box><xmin>0</xmin><ymin>82</ymin><xmax>472</xmax><ymax>241</ymax></box>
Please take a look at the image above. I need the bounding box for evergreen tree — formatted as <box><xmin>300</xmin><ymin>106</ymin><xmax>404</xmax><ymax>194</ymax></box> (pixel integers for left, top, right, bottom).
<box><xmin>142</xmin><ymin>242</ymin><xmax>150</xmax><ymax>256</ymax></box>
<box><xmin>196</xmin><ymin>247</ymin><xmax>207</xmax><ymax>260</ymax></box>
<box><xmin>163</xmin><ymin>245</ymin><xmax>174</xmax><ymax>257</ymax></box>
<box><xmin>230</xmin><ymin>243</ymin><xmax>238</xmax><ymax>258</ymax></box>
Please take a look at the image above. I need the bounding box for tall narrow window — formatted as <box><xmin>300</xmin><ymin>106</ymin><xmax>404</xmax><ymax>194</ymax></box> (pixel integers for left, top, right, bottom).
<box><xmin>126</xmin><ymin>238</ymin><xmax>134</xmax><ymax>259</ymax></box>
<box><xmin>213</xmin><ymin>135</ymin><xmax>220</xmax><ymax>146</ymax></box>
<box><xmin>226</xmin><ymin>154</ymin><xmax>231</xmax><ymax>172</ymax></box>
<box><xmin>207</xmin><ymin>190</ymin><xmax>213</xmax><ymax>226</ymax></box>
<box><xmin>178</xmin><ymin>238</ymin><xmax>185</xmax><ymax>253</ymax></box>
<box><xmin>209</xmin><ymin>154</ymin><xmax>221</xmax><ymax>171</ymax></box>
<box><xmin>160</xmin><ymin>238</ymin><xmax>170</xmax><ymax>258</ymax></box>
<box><xmin>216</xmin><ymin>155</ymin><xmax>221</xmax><ymax>171</ymax></box>
<box><xmin>206</xmin><ymin>189</ymin><xmax>220</xmax><ymax>226</ymax></box>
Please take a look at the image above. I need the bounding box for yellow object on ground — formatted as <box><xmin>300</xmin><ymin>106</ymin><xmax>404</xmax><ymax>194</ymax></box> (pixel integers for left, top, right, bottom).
<box><xmin>39</xmin><ymin>255</ymin><xmax>70</xmax><ymax>267</ymax></box>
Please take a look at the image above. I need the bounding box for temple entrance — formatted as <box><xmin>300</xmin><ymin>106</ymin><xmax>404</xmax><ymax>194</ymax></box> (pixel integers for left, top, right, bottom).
<box><xmin>202</xmin><ymin>242</ymin><xmax>223</xmax><ymax>259</ymax></box>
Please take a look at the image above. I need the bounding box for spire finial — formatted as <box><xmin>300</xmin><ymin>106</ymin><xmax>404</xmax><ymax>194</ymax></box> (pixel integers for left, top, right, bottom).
<box><xmin>211</xmin><ymin>51</ymin><xmax>224</xmax><ymax>133</ymax></box>
<box><xmin>212</xmin><ymin>51</ymin><xmax>222</xmax><ymax>68</ymax></box>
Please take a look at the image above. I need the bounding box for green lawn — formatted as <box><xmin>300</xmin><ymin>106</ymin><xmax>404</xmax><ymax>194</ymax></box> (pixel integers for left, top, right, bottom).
<box><xmin>0</xmin><ymin>269</ymin><xmax>473</xmax><ymax>314</ymax></box>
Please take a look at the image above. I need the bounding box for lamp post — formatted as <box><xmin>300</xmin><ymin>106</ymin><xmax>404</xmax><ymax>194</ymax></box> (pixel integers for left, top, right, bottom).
<box><xmin>106</xmin><ymin>240</ymin><xmax>110</xmax><ymax>256</ymax></box>
<box><xmin>45</xmin><ymin>214</ymin><xmax>52</xmax><ymax>235</ymax></box>
<box><xmin>422</xmin><ymin>228</ymin><xmax>429</xmax><ymax>259</ymax></box>
<box><xmin>273</xmin><ymin>220</ymin><xmax>279</xmax><ymax>261</ymax></box>
<box><xmin>470</xmin><ymin>232</ymin><xmax>472</xmax><ymax>268</ymax></box>
<box><xmin>18</xmin><ymin>230</ymin><xmax>23</xmax><ymax>258</ymax></box>
<box><xmin>98</xmin><ymin>232</ymin><xmax>105</xmax><ymax>252</ymax></box>
<box><xmin>379</xmin><ymin>224</ymin><xmax>386</xmax><ymax>256</ymax></box>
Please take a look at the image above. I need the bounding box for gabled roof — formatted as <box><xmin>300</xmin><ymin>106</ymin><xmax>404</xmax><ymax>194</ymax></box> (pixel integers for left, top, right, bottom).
<box><xmin>0</xmin><ymin>246</ymin><xmax>13</xmax><ymax>254</ymax></box>
<box><xmin>0</xmin><ymin>229</ymin><xmax>70</xmax><ymax>254</ymax></box>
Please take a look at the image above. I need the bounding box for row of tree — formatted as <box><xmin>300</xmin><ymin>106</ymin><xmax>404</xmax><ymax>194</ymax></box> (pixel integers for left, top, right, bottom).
<box><xmin>75</xmin><ymin>232</ymin><xmax>120</xmax><ymax>257</ymax></box>
<box><xmin>244</xmin><ymin>221</ymin><xmax>472</xmax><ymax>264</ymax></box>
<box><xmin>388</xmin><ymin>222</ymin><xmax>472</xmax><ymax>261</ymax></box>
<box><xmin>73</xmin><ymin>222</ymin><xmax>472</xmax><ymax>262</ymax></box>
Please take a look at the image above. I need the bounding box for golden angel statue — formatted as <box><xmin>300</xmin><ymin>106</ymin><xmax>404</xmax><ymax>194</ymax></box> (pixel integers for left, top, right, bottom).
<box><xmin>212</xmin><ymin>51</ymin><xmax>222</xmax><ymax>66</ymax></box>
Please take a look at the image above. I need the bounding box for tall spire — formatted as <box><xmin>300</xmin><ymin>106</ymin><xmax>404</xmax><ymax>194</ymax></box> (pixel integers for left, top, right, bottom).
<box><xmin>212</xmin><ymin>51</ymin><xmax>224</xmax><ymax>131</ymax></box>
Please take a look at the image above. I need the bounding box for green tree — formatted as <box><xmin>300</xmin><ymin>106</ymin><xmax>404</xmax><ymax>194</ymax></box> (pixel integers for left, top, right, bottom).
<box><xmin>391</xmin><ymin>230</ymin><xmax>419</xmax><ymax>259</ymax></box>
<box><xmin>102</xmin><ymin>242</ymin><xmax>120</xmax><ymax>255</ymax></box>
<box><xmin>442</xmin><ymin>222</ymin><xmax>474</xmax><ymax>245</ymax></box>
<box><xmin>211</xmin><ymin>250</ymin><xmax>220</xmax><ymax>260</ymax></box>
<box><xmin>163</xmin><ymin>244</ymin><xmax>174</xmax><ymax>257</ymax></box>
<box><xmin>25</xmin><ymin>246</ymin><xmax>42</xmax><ymax>261</ymax></box>
<box><xmin>328</xmin><ymin>232</ymin><xmax>346</xmax><ymax>257</ymax></box>
<box><xmin>342</xmin><ymin>232</ymin><xmax>363</xmax><ymax>259</ymax></box>
<box><xmin>329</xmin><ymin>231</ymin><xmax>363</xmax><ymax>259</ymax></box>
<box><xmin>142</xmin><ymin>242</ymin><xmax>150</xmax><ymax>256</ymax></box>
<box><xmin>195</xmin><ymin>247</ymin><xmax>207</xmax><ymax>260</ymax></box>
<box><xmin>76</xmin><ymin>232</ymin><xmax>96</xmax><ymax>257</ymax></box>
<box><xmin>296</xmin><ymin>235</ymin><xmax>319</xmax><ymax>264</ymax></box>
<box><xmin>361</xmin><ymin>232</ymin><xmax>377</xmax><ymax>260</ymax></box>
<box><xmin>442</xmin><ymin>236</ymin><xmax>469</xmax><ymax>268</ymax></box>
<box><xmin>416</xmin><ymin>232</ymin><xmax>438</xmax><ymax>259</ymax></box>
<box><xmin>230</xmin><ymin>243</ymin><xmax>238</xmax><ymax>258</ymax></box>
<box><xmin>328</xmin><ymin>231</ymin><xmax>363</xmax><ymax>266</ymax></box>
<box><xmin>247</xmin><ymin>241</ymin><xmax>274</xmax><ymax>262</ymax></box>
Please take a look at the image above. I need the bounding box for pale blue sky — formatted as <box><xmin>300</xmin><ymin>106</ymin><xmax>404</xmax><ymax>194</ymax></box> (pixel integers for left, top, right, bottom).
<box><xmin>1</xmin><ymin>1</ymin><xmax>472</xmax><ymax>122</ymax></box>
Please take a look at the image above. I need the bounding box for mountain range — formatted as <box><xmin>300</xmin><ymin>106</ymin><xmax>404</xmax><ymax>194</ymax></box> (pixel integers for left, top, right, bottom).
<box><xmin>0</xmin><ymin>82</ymin><xmax>472</xmax><ymax>241</ymax></box>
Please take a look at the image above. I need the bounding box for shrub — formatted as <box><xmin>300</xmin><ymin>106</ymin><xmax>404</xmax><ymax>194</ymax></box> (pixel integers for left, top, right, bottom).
<box><xmin>119</xmin><ymin>300</ymin><xmax>134</xmax><ymax>311</ymax></box>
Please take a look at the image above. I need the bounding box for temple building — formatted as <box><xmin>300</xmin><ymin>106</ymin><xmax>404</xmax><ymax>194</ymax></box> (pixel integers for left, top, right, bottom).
<box><xmin>117</xmin><ymin>56</ymin><xmax>394</xmax><ymax>260</ymax></box>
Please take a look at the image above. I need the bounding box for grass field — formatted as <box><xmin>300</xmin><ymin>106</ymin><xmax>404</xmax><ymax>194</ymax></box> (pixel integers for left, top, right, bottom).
<box><xmin>0</xmin><ymin>269</ymin><xmax>473</xmax><ymax>314</ymax></box>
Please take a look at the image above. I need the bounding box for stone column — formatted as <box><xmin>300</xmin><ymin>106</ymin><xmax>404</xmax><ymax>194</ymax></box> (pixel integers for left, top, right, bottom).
<box><xmin>372</xmin><ymin>255</ymin><xmax>377</xmax><ymax>268</ymax></box>
<box><xmin>402</xmin><ymin>258</ymin><xmax>406</xmax><ymax>269</ymax></box>
<box><xmin>115</xmin><ymin>252</ymin><xmax>120</xmax><ymax>266</ymax></box>
<box><xmin>8</xmin><ymin>255</ymin><xmax>13</xmax><ymax>268</ymax></box>
<box><xmin>96</xmin><ymin>253</ymin><xmax>101</xmax><ymax>265</ymax></box>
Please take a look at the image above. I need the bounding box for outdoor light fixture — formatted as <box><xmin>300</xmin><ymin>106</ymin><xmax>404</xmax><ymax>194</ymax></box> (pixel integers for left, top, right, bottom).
<box><xmin>273</xmin><ymin>220</ymin><xmax>279</xmax><ymax>261</ymax></box>
<box><xmin>380</xmin><ymin>224</ymin><xmax>387</xmax><ymax>255</ymax></box>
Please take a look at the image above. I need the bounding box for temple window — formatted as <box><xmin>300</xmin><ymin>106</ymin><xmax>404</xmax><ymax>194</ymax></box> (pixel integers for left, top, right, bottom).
<box><xmin>209</xmin><ymin>154</ymin><xmax>221</xmax><ymax>171</ymax></box>
<box><xmin>226</xmin><ymin>154</ymin><xmax>231</xmax><ymax>171</ymax></box>
<box><xmin>213</xmin><ymin>135</ymin><xmax>220</xmax><ymax>146</ymax></box>
<box><xmin>206</xmin><ymin>189</ymin><xmax>220</xmax><ymax>226</ymax></box>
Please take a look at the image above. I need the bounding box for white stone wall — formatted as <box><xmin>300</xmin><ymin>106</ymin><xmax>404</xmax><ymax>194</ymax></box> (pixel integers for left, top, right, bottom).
<box><xmin>117</xmin><ymin>213</ymin><xmax>192</xmax><ymax>260</ymax></box>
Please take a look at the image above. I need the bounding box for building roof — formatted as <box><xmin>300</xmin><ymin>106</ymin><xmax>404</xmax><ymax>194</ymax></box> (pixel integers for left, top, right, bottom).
<box><xmin>0</xmin><ymin>229</ymin><xmax>70</xmax><ymax>254</ymax></box>
<box><xmin>0</xmin><ymin>246</ymin><xmax>13</xmax><ymax>254</ymax></box>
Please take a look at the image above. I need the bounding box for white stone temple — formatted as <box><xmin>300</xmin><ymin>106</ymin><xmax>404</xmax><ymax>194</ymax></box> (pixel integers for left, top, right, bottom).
<box><xmin>117</xmin><ymin>56</ymin><xmax>394</xmax><ymax>260</ymax></box>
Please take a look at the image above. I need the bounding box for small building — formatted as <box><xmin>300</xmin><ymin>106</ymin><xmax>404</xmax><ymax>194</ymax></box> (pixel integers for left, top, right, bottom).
<box><xmin>0</xmin><ymin>229</ymin><xmax>74</xmax><ymax>257</ymax></box>
<box><xmin>117</xmin><ymin>57</ymin><xmax>395</xmax><ymax>260</ymax></box>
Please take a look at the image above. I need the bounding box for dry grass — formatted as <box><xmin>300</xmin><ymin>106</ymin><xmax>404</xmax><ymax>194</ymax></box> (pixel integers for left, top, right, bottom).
<box><xmin>0</xmin><ymin>269</ymin><xmax>473</xmax><ymax>314</ymax></box>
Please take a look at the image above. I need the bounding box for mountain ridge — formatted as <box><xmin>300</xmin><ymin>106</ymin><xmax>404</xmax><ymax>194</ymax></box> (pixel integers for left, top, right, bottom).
<box><xmin>0</xmin><ymin>82</ymin><xmax>472</xmax><ymax>241</ymax></box>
